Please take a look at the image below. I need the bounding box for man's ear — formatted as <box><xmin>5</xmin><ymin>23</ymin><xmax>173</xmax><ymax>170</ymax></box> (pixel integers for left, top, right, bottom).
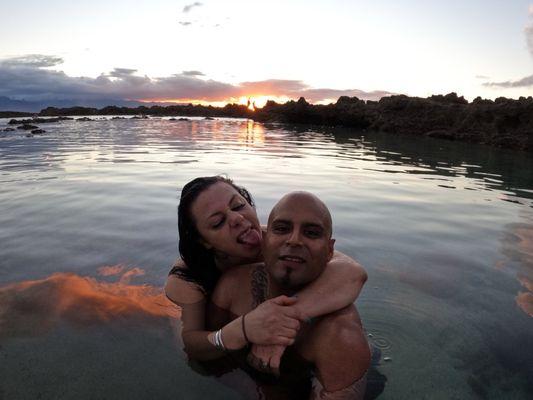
<box><xmin>327</xmin><ymin>238</ymin><xmax>335</xmax><ymax>261</ymax></box>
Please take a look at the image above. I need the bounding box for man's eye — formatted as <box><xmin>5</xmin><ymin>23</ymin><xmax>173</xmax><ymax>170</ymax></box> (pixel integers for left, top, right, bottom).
<box><xmin>273</xmin><ymin>226</ymin><xmax>289</xmax><ymax>233</ymax></box>
<box><xmin>305</xmin><ymin>230</ymin><xmax>321</xmax><ymax>238</ymax></box>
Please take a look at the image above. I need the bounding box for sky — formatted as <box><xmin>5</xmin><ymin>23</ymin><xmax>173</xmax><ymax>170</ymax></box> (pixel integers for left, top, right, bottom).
<box><xmin>1</xmin><ymin>0</ymin><xmax>533</xmax><ymax>107</ymax></box>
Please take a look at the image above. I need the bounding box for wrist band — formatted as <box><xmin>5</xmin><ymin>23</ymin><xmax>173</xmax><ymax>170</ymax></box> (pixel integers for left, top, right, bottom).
<box><xmin>213</xmin><ymin>329</ymin><xmax>226</xmax><ymax>351</ymax></box>
<box><xmin>242</xmin><ymin>314</ymin><xmax>250</xmax><ymax>343</ymax></box>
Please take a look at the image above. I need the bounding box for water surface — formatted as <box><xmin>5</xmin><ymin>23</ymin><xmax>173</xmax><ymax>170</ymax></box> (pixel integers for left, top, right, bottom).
<box><xmin>0</xmin><ymin>117</ymin><xmax>532</xmax><ymax>399</ymax></box>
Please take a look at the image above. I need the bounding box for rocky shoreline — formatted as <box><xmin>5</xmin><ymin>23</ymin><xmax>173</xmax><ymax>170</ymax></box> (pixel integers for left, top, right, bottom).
<box><xmin>1</xmin><ymin>93</ymin><xmax>531</xmax><ymax>151</ymax></box>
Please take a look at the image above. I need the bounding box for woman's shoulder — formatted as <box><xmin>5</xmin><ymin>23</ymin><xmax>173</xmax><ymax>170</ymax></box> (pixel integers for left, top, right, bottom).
<box><xmin>165</xmin><ymin>259</ymin><xmax>205</xmax><ymax>305</ymax></box>
<box><xmin>223</xmin><ymin>262</ymin><xmax>259</xmax><ymax>278</ymax></box>
<box><xmin>217</xmin><ymin>263</ymin><xmax>260</xmax><ymax>290</ymax></box>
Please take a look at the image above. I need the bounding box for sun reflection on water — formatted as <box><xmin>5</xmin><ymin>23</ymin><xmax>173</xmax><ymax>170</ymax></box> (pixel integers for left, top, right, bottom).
<box><xmin>0</xmin><ymin>266</ymin><xmax>180</xmax><ymax>340</ymax></box>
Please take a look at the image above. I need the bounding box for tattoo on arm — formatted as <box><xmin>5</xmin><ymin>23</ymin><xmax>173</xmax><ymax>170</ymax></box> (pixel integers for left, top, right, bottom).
<box><xmin>251</xmin><ymin>265</ymin><xmax>268</xmax><ymax>308</ymax></box>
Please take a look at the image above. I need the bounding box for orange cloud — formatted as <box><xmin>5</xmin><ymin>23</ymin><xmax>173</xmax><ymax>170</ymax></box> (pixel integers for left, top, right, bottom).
<box><xmin>0</xmin><ymin>55</ymin><xmax>393</xmax><ymax>107</ymax></box>
<box><xmin>0</xmin><ymin>268</ymin><xmax>180</xmax><ymax>340</ymax></box>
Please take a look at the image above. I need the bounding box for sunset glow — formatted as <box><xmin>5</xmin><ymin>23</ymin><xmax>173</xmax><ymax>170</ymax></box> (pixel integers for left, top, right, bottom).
<box><xmin>1</xmin><ymin>0</ymin><xmax>533</xmax><ymax>109</ymax></box>
<box><xmin>138</xmin><ymin>94</ymin><xmax>299</xmax><ymax>109</ymax></box>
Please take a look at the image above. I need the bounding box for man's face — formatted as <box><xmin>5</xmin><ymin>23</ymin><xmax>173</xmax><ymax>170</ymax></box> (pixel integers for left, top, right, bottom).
<box><xmin>263</xmin><ymin>193</ymin><xmax>335</xmax><ymax>290</ymax></box>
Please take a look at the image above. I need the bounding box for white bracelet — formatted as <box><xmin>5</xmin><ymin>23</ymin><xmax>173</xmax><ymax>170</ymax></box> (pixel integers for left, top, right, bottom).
<box><xmin>213</xmin><ymin>329</ymin><xmax>226</xmax><ymax>351</ymax></box>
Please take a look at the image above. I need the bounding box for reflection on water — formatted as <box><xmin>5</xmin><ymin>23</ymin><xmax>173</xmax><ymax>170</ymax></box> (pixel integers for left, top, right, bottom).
<box><xmin>0</xmin><ymin>116</ymin><xmax>532</xmax><ymax>399</ymax></box>
<box><xmin>0</xmin><ymin>266</ymin><xmax>179</xmax><ymax>340</ymax></box>
<box><xmin>501</xmin><ymin>218</ymin><xmax>533</xmax><ymax>317</ymax></box>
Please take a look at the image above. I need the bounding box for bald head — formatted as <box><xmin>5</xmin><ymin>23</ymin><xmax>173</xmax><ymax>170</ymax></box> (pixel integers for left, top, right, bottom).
<box><xmin>268</xmin><ymin>191</ymin><xmax>333</xmax><ymax>237</ymax></box>
<box><xmin>263</xmin><ymin>191</ymin><xmax>335</xmax><ymax>291</ymax></box>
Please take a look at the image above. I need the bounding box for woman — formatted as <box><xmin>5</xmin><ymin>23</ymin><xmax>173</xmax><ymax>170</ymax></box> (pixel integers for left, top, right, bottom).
<box><xmin>165</xmin><ymin>176</ymin><xmax>367</xmax><ymax>363</ymax></box>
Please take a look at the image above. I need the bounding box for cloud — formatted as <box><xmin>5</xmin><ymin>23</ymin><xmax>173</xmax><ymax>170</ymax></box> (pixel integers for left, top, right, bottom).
<box><xmin>483</xmin><ymin>74</ymin><xmax>533</xmax><ymax>88</ymax></box>
<box><xmin>108</xmin><ymin>68</ymin><xmax>137</xmax><ymax>77</ymax></box>
<box><xmin>238</xmin><ymin>79</ymin><xmax>393</xmax><ymax>102</ymax></box>
<box><xmin>483</xmin><ymin>7</ymin><xmax>533</xmax><ymax>90</ymax></box>
<box><xmin>475</xmin><ymin>75</ymin><xmax>490</xmax><ymax>80</ymax></box>
<box><xmin>527</xmin><ymin>5</ymin><xmax>533</xmax><ymax>57</ymax></box>
<box><xmin>183</xmin><ymin>2</ymin><xmax>202</xmax><ymax>13</ymax></box>
<box><xmin>526</xmin><ymin>24</ymin><xmax>533</xmax><ymax>57</ymax></box>
<box><xmin>182</xmin><ymin>70</ymin><xmax>204</xmax><ymax>76</ymax></box>
<box><xmin>179</xmin><ymin>21</ymin><xmax>192</xmax><ymax>26</ymax></box>
<box><xmin>1</xmin><ymin>54</ymin><xmax>63</xmax><ymax>68</ymax></box>
<box><xmin>0</xmin><ymin>54</ymin><xmax>392</xmax><ymax>104</ymax></box>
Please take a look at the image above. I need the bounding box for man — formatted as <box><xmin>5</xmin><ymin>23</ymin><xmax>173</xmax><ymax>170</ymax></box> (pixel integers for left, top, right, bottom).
<box><xmin>209</xmin><ymin>192</ymin><xmax>370</xmax><ymax>399</ymax></box>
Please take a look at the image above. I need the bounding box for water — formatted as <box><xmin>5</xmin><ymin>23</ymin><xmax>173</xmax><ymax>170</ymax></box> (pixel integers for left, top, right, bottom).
<box><xmin>0</xmin><ymin>117</ymin><xmax>532</xmax><ymax>399</ymax></box>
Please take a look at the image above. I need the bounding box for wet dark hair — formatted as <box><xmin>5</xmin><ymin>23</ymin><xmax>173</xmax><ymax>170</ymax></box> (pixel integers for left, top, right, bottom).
<box><xmin>169</xmin><ymin>176</ymin><xmax>255</xmax><ymax>295</ymax></box>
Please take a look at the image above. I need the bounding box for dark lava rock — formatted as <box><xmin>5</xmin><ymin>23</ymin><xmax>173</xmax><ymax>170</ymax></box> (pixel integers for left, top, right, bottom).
<box><xmin>76</xmin><ymin>117</ymin><xmax>93</xmax><ymax>121</ymax></box>
<box><xmin>178</xmin><ymin>117</ymin><xmax>190</xmax><ymax>121</ymax></box>
<box><xmin>17</xmin><ymin>124</ymin><xmax>38</xmax><ymax>130</ymax></box>
<box><xmin>204</xmin><ymin>116</ymin><xmax>215</xmax><ymax>120</ymax></box>
<box><xmin>25</xmin><ymin>133</ymin><xmax>33</xmax><ymax>138</ymax></box>
<box><xmin>111</xmin><ymin>116</ymin><xmax>126</xmax><ymax>120</ymax></box>
<box><xmin>9</xmin><ymin>117</ymin><xmax>72</xmax><ymax>125</ymax></box>
<box><xmin>31</xmin><ymin>129</ymin><xmax>46</xmax><ymax>134</ymax></box>
<box><xmin>426</xmin><ymin>130</ymin><xmax>456</xmax><ymax>139</ymax></box>
<box><xmin>3</xmin><ymin>127</ymin><xmax>15</xmax><ymax>132</ymax></box>
<box><xmin>168</xmin><ymin>118</ymin><xmax>177</xmax><ymax>121</ymax></box>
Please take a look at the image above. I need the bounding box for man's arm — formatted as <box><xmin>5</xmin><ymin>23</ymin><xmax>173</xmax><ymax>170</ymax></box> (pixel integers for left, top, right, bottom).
<box><xmin>299</xmin><ymin>305</ymin><xmax>371</xmax><ymax>398</ymax></box>
<box><xmin>293</xmin><ymin>251</ymin><xmax>367</xmax><ymax>320</ymax></box>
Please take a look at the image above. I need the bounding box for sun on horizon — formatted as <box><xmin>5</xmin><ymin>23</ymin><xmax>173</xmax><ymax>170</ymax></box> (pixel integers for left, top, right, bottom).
<box><xmin>137</xmin><ymin>95</ymin><xmax>296</xmax><ymax>109</ymax></box>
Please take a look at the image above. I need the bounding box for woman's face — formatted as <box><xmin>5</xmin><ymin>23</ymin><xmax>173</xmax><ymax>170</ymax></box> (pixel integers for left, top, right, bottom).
<box><xmin>190</xmin><ymin>182</ymin><xmax>262</xmax><ymax>259</ymax></box>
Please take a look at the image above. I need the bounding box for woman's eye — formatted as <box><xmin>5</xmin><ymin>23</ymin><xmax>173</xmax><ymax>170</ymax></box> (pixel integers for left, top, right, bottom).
<box><xmin>232</xmin><ymin>202</ymin><xmax>245</xmax><ymax>211</ymax></box>
<box><xmin>212</xmin><ymin>218</ymin><xmax>225</xmax><ymax>229</ymax></box>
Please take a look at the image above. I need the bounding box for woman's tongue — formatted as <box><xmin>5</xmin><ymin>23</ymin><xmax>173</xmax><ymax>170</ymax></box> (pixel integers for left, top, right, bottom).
<box><xmin>238</xmin><ymin>228</ymin><xmax>261</xmax><ymax>246</ymax></box>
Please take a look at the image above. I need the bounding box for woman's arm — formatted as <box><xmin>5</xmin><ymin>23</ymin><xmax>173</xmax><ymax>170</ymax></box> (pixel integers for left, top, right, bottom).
<box><xmin>165</xmin><ymin>273</ymin><xmax>245</xmax><ymax>360</ymax></box>
<box><xmin>165</xmin><ymin>266</ymin><xmax>300</xmax><ymax>361</ymax></box>
<box><xmin>292</xmin><ymin>251</ymin><xmax>367</xmax><ymax>320</ymax></box>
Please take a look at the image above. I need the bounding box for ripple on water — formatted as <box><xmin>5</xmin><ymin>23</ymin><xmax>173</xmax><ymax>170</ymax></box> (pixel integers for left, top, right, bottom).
<box><xmin>361</xmin><ymin>293</ymin><xmax>444</xmax><ymax>359</ymax></box>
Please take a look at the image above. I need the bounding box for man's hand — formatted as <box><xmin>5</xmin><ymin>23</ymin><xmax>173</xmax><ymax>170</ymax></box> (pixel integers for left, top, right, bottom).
<box><xmin>244</xmin><ymin>296</ymin><xmax>302</xmax><ymax>346</ymax></box>
<box><xmin>247</xmin><ymin>344</ymin><xmax>287</xmax><ymax>377</ymax></box>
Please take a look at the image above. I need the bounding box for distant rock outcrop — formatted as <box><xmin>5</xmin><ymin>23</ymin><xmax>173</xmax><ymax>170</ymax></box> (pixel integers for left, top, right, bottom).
<box><xmin>17</xmin><ymin>124</ymin><xmax>39</xmax><ymax>130</ymax></box>
<box><xmin>253</xmin><ymin>93</ymin><xmax>533</xmax><ymax>151</ymax></box>
<box><xmin>5</xmin><ymin>93</ymin><xmax>529</xmax><ymax>151</ymax></box>
<box><xmin>9</xmin><ymin>117</ymin><xmax>72</xmax><ymax>125</ymax></box>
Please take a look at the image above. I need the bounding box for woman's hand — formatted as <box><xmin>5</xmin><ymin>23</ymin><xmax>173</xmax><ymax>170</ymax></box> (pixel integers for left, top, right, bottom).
<box><xmin>244</xmin><ymin>295</ymin><xmax>302</xmax><ymax>346</ymax></box>
<box><xmin>247</xmin><ymin>344</ymin><xmax>287</xmax><ymax>376</ymax></box>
